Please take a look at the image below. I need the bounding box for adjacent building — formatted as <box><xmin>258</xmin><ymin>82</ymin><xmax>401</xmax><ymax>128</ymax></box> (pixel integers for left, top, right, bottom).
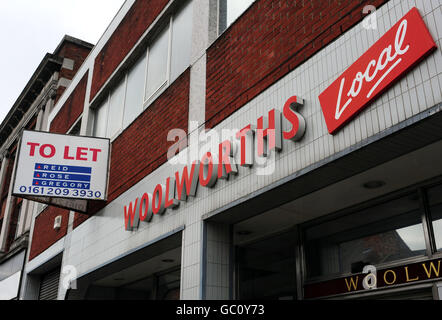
<box><xmin>0</xmin><ymin>36</ymin><xmax>92</xmax><ymax>300</ymax></box>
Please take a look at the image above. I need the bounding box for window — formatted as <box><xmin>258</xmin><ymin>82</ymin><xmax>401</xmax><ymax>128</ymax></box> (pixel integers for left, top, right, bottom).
<box><xmin>427</xmin><ymin>184</ymin><xmax>442</xmax><ymax>252</ymax></box>
<box><xmin>123</xmin><ymin>53</ymin><xmax>146</xmax><ymax>128</ymax></box>
<box><xmin>93</xmin><ymin>98</ymin><xmax>109</xmax><ymax>138</ymax></box>
<box><xmin>219</xmin><ymin>0</ymin><xmax>255</xmax><ymax>34</ymax></box>
<box><xmin>107</xmin><ymin>79</ymin><xmax>126</xmax><ymax>139</ymax></box>
<box><xmin>236</xmin><ymin>231</ymin><xmax>297</xmax><ymax>300</ymax></box>
<box><xmin>93</xmin><ymin>0</ymin><xmax>193</xmax><ymax>140</ymax></box>
<box><xmin>156</xmin><ymin>269</ymin><xmax>180</xmax><ymax>300</ymax></box>
<box><xmin>145</xmin><ymin>26</ymin><xmax>170</xmax><ymax>100</ymax></box>
<box><xmin>170</xmin><ymin>1</ymin><xmax>193</xmax><ymax>82</ymax></box>
<box><xmin>304</xmin><ymin>193</ymin><xmax>426</xmax><ymax>279</ymax></box>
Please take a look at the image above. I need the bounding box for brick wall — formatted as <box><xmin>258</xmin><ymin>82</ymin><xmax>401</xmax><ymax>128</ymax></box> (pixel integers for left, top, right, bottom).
<box><xmin>205</xmin><ymin>0</ymin><xmax>390</xmax><ymax>128</ymax></box>
<box><xmin>57</xmin><ymin>42</ymin><xmax>91</xmax><ymax>81</ymax></box>
<box><xmin>55</xmin><ymin>42</ymin><xmax>92</xmax><ymax>104</ymax></box>
<box><xmin>50</xmin><ymin>72</ymin><xmax>88</xmax><ymax>134</ymax></box>
<box><xmin>90</xmin><ymin>0</ymin><xmax>170</xmax><ymax>101</ymax></box>
<box><xmin>73</xmin><ymin>68</ymin><xmax>191</xmax><ymax>228</ymax></box>
<box><xmin>29</xmin><ymin>206</ymin><xmax>70</xmax><ymax>261</ymax></box>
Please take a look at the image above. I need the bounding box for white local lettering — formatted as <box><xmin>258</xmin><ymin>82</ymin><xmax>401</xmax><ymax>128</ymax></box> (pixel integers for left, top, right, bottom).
<box><xmin>335</xmin><ymin>19</ymin><xmax>410</xmax><ymax>120</ymax></box>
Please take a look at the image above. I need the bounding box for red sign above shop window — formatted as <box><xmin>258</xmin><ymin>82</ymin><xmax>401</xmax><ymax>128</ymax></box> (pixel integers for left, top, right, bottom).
<box><xmin>319</xmin><ymin>7</ymin><xmax>437</xmax><ymax>134</ymax></box>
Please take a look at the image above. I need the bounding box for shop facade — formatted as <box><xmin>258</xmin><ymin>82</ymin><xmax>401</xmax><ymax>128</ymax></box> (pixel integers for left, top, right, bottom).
<box><xmin>19</xmin><ymin>0</ymin><xmax>442</xmax><ymax>300</ymax></box>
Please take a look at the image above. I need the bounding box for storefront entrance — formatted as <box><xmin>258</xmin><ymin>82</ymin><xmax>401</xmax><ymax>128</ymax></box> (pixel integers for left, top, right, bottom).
<box><xmin>66</xmin><ymin>230</ymin><xmax>182</xmax><ymax>300</ymax></box>
<box><xmin>85</xmin><ymin>248</ymin><xmax>181</xmax><ymax>300</ymax></box>
<box><xmin>235</xmin><ymin>231</ymin><xmax>297</xmax><ymax>300</ymax></box>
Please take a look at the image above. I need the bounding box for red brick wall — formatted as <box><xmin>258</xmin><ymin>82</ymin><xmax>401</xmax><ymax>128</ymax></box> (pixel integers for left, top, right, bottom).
<box><xmin>205</xmin><ymin>0</ymin><xmax>390</xmax><ymax>128</ymax></box>
<box><xmin>57</xmin><ymin>42</ymin><xmax>91</xmax><ymax>81</ymax></box>
<box><xmin>55</xmin><ymin>42</ymin><xmax>92</xmax><ymax>104</ymax></box>
<box><xmin>50</xmin><ymin>72</ymin><xmax>88</xmax><ymax>134</ymax></box>
<box><xmin>73</xmin><ymin>68</ymin><xmax>191</xmax><ymax>228</ymax></box>
<box><xmin>29</xmin><ymin>206</ymin><xmax>70</xmax><ymax>261</ymax></box>
<box><xmin>90</xmin><ymin>0</ymin><xmax>170</xmax><ymax>101</ymax></box>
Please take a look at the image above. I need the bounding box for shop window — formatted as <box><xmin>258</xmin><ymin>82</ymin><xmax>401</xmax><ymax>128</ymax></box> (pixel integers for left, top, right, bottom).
<box><xmin>236</xmin><ymin>231</ymin><xmax>297</xmax><ymax>300</ymax></box>
<box><xmin>427</xmin><ymin>183</ymin><xmax>442</xmax><ymax>252</ymax></box>
<box><xmin>304</xmin><ymin>193</ymin><xmax>427</xmax><ymax>280</ymax></box>
<box><xmin>156</xmin><ymin>268</ymin><xmax>181</xmax><ymax>300</ymax></box>
<box><xmin>218</xmin><ymin>0</ymin><xmax>255</xmax><ymax>34</ymax></box>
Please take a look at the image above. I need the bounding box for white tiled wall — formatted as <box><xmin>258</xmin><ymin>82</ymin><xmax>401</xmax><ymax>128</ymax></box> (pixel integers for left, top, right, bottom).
<box><xmin>57</xmin><ymin>0</ymin><xmax>442</xmax><ymax>299</ymax></box>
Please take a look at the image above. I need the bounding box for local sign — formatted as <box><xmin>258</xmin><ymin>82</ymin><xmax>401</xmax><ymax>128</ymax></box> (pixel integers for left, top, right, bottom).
<box><xmin>319</xmin><ymin>7</ymin><xmax>437</xmax><ymax>134</ymax></box>
<box><xmin>13</xmin><ymin>130</ymin><xmax>110</xmax><ymax>202</ymax></box>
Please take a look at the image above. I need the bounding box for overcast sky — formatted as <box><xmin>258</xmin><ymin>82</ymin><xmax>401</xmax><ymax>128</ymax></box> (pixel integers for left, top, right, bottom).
<box><xmin>0</xmin><ymin>0</ymin><xmax>126</xmax><ymax>124</ymax></box>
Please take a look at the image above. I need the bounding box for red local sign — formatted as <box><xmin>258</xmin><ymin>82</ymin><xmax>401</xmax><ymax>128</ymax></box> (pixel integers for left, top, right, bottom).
<box><xmin>319</xmin><ymin>7</ymin><xmax>437</xmax><ymax>134</ymax></box>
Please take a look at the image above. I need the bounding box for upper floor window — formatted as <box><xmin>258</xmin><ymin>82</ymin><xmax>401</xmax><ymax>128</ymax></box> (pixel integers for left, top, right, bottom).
<box><xmin>146</xmin><ymin>26</ymin><xmax>170</xmax><ymax>100</ymax></box>
<box><xmin>93</xmin><ymin>0</ymin><xmax>193</xmax><ymax>141</ymax></box>
<box><xmin>218</xmin><ymin>0</ymin><xmax>255</xmax><ymax>34</ymax></box>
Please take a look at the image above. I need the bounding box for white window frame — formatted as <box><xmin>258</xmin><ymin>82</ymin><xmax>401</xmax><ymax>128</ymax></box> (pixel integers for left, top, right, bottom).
<box><xmin>93</xmin><ymin>94</ymin><xmax>110</xmax><ymax>139</ymax></box>
<box><xmin>106</xmin><ymin>74</ymin><xmax>128</xmax><ymax>141</ymax></box>
<box><xmin>93</xmin><ymin>1</ymin><xmax>193</xmax><ymax>142</ymax></box>
<box><xmin>143</xmin><ymin>16</ymin><xmax>173</xmax><ymax>106</ymax></box>
<box><xmin>93</xmin><ymin>74</ymin><xmax>128</xmax><ymax>143</ymax></box>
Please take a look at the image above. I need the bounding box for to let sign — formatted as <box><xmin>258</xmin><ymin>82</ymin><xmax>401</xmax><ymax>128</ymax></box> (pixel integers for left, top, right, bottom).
<box><xmin>319</xmin><ymin>7</ymin><xmax>437</xmax><ymax>134</ymax></box>
<box><xmin>13</xmin><ymin>130</ymin><xmax>110</xmax><ymax>201</ymax></box>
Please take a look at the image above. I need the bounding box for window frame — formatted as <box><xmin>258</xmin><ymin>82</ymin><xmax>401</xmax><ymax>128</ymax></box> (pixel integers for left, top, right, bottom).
<box><xmin>144</xmin><ymin>16</ymin><xmax>174</xmax><ymax>106</ymax></box>
<box><xmin>92</xmin><ymin>1</ymin><xmax>194</xmax><ymax>142</ymax></box>
<box><xmin>106</xmin><ymin>74</ymin><xmax>128</xmax><ymax>141</ymax></box>
<box><xmin>93</xmin><ymin>94</ymin><xmax>110</xmax><ymax>139</ymax></box>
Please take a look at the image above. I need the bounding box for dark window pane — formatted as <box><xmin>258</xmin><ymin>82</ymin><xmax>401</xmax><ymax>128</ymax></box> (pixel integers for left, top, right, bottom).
<box><xmin>237</xmin><ymin>231</ymin><xmax>296</xmax><ymax>300</ymax></box>
<box><xmin>427</xmin><ymin>183</ymin><xmax>442</xmax><ymax>251</ymax></box>
<box><xmin>305</xmin><ymin>193</ymin><xmax>426</xmax><ymax>279</ymax></box>
<box><xmin>157</xmin><ymin>269</ymin><xmax>180</xmax><ymax>300</ymax></box>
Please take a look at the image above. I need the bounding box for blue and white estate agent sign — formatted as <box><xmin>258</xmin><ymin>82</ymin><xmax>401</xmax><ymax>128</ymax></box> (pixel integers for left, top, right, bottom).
<box><xmin>13</xmin><ymin>130</ymin><xmax>110</xmax><ymax>201</ymax></box>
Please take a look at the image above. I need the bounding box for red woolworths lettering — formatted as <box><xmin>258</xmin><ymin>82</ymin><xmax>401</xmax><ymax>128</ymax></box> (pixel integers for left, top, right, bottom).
<box><xmin>319</xmin><ymin>7</ymin><xmax>437</xmax><ymax>134</ymax></box>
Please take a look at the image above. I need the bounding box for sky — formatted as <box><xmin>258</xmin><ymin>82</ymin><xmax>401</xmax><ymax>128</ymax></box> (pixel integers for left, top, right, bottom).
<box><xmin>0</xmin><ymin>0</ymin><xmax>126</xmax><ymax>124</ymax></box>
